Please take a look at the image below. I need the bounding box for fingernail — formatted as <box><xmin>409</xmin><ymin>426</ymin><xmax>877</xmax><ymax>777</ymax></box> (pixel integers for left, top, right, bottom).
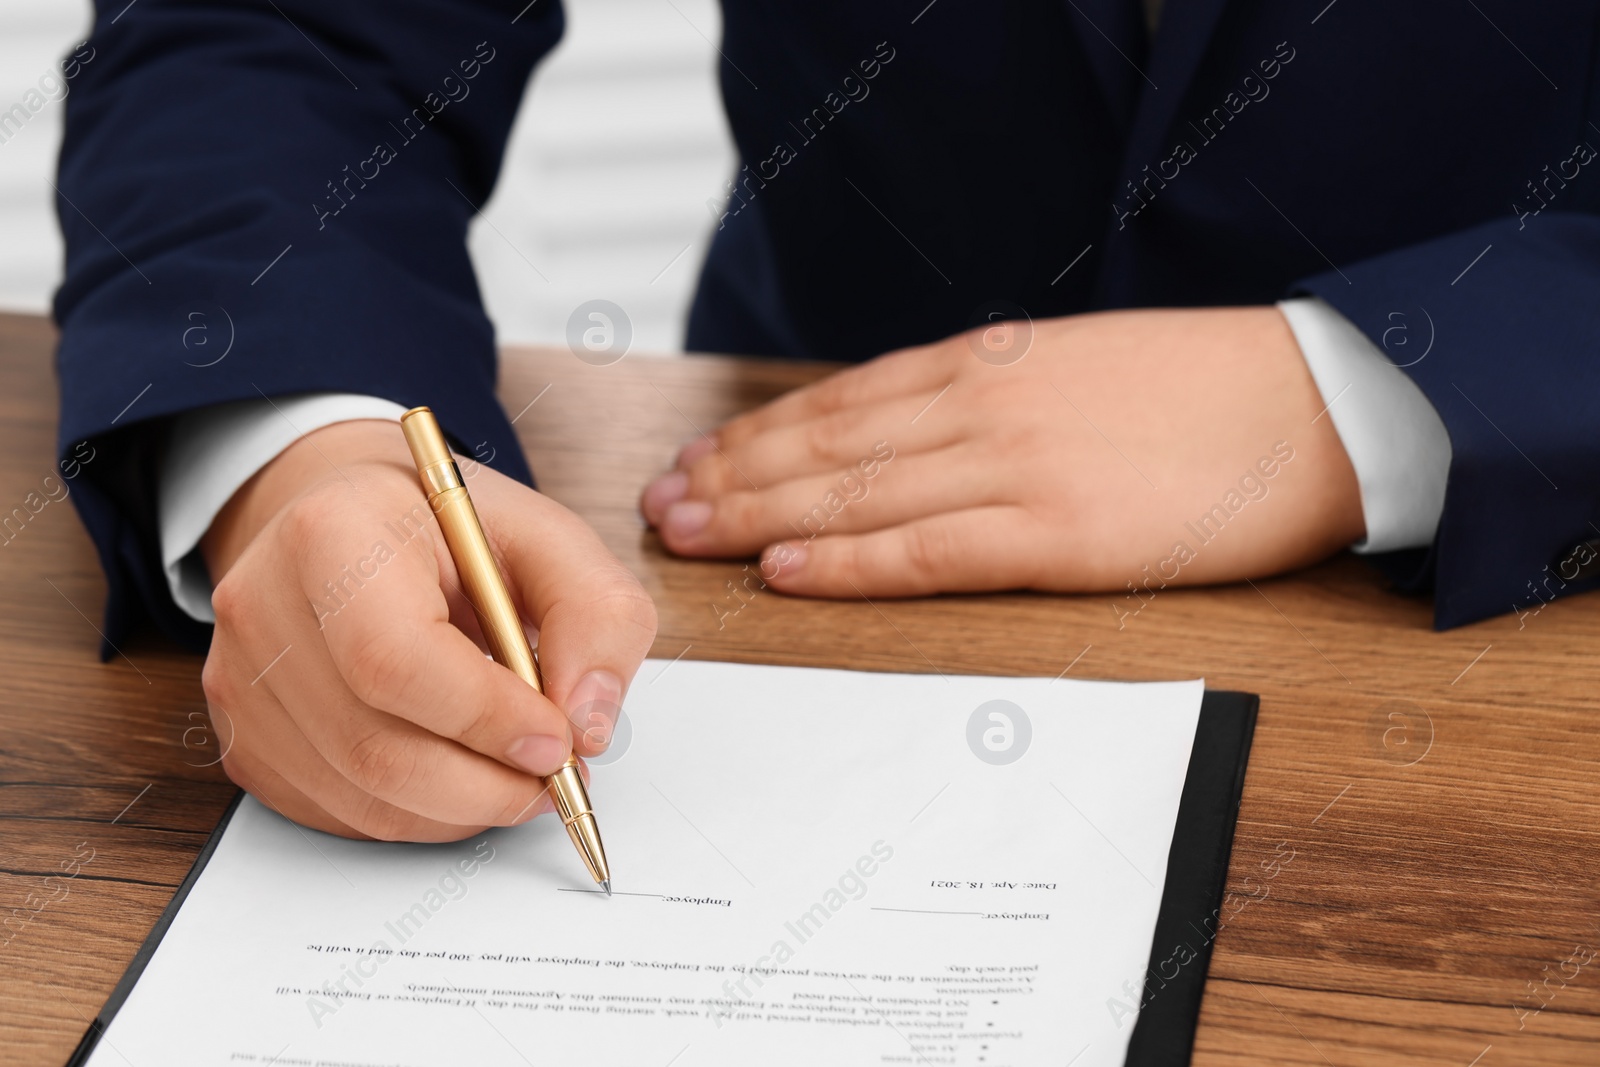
<box><xmin>676</xmin><ymin>435</ymin><xmax>718</xmax><ymax>468</ymax></box>
<box><xmin>505</xmin><ymin>734</ymin><xmax>570</xmax><ymax>776</ymax></box>
<box><xmin>567</xmin><ymin>669</ymin><xmax>623</xmax><ymax>749</ymax></box>
<box><xmin>642</xmin><ymin>469</ymin><xmax>689</xmax><ymax>522</ymax></box>
<box><xmin>763</xmin><ymin>541</ymin><xmax>807</xmax><ymax>576</ymax></box>
<box><xmin>664</xmin><ymin>500</ymin><xmax>713</xmax><ymax>539</ymax></box>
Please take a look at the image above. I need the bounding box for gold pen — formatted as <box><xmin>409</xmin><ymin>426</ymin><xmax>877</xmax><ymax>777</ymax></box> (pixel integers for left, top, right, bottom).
<box><xmin>399</xmin><ymin>406</ymin><xmax>611</xmax><ymax>895</ymax></box>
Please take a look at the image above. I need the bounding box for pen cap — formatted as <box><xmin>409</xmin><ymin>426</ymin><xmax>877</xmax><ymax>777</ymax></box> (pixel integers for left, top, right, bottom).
<box><xmin>400</xmin><ymin>407</ymin><xmax>455</xmax><ymax>487</ymax></box>
<box><xmin>401</xmin><ymin>407</ymin><xmax>470</xmax><ymax>503</ymax></box>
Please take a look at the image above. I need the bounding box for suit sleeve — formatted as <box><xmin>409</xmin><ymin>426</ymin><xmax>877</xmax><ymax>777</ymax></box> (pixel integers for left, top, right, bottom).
<box><xmin>52</xmin><ymin>0</ymin><xmax>563</xmax><ymax>653</ymax></box>
<box><xmin>1293</xmin><ymin>209</ymin><xmax>1600</xmax><ymax>630</ymax></box>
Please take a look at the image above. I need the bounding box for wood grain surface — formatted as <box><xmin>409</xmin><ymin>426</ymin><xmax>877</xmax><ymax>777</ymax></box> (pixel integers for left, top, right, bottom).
<box><xmin>1</xmin><ymin>311</ymin><xmax>1596</xmax><ymax>1065</ymax></box>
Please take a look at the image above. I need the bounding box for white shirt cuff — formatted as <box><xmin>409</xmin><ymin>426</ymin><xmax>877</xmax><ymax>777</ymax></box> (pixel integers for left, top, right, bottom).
<box><xmin>159</xmin><ymin>392</ymin><xmax>409</xmax><ymax>623</ymax></box>
<box><xmin>1277</xmin><ymin>297</ymin><xmax>1452</xmax><ymax>554</ymax></box>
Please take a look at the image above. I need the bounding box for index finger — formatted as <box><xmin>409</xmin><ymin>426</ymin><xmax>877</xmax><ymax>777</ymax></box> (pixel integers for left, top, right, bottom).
<box><xmin>699</xmin><ymin>340</ymin><xmax>955</xmax><ymax>459</ymax></box>
<box><xmin>307</xmin><ymin>517</ymin><xmax>578</xmax><ymax>776</ymax></box>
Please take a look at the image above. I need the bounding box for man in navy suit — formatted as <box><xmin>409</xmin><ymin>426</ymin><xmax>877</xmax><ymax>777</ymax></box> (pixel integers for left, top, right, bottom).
<box><xmin>53</xmin><ymin>0</ymin><xmax>1600</xmax><ymax>839</ymax></box>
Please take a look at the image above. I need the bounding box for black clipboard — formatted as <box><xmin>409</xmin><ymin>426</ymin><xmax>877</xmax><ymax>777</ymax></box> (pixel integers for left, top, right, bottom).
<box><xmin>68</xmin><ymin>690</ymin><xmax>1257</xmax><ymax>1067</ymax></box>
<box><xmin>1126</xmin><ymin>689</ymin><xmax>1259</xmax><ymax>1065</ymax></box>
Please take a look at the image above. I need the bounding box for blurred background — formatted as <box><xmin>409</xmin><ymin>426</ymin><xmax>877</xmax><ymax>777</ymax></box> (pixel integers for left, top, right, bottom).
<box><xmin>0</xmin><ymin>0</ymin><xmax>736</xmax><ymax>354</ymax></box>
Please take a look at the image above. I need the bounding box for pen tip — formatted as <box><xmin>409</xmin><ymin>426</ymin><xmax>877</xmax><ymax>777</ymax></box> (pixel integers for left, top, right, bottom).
<box><xmin>601</xmin><ymin>880</ymin><xmax>612</xmax><ymax>897</ymax></box>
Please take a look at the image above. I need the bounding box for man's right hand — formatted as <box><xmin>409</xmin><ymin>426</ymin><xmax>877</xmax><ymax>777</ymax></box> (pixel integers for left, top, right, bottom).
<box><xmin>197</xmin><ymin>419</ymin><xmax>657</xmax><ymax>842</ymax></box>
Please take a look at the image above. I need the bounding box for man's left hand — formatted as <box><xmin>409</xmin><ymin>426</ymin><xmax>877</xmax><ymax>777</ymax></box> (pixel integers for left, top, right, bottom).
<box><xmin>639</xmin><ymin>307</ymin><xmax>1365</xmax><ymax>598</ymax></box>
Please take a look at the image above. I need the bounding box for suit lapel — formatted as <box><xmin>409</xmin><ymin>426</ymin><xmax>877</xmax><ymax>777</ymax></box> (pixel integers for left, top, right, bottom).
<box><xmin>1116</xmin><ymin>0</ymin><xmax>1235</xmax><ymax>180</ymax></box>
<box><xmin>1062</xmin><ymin>0</ymin><xmax>1148</xmax><ymax>130</ymax></box>
<box><xmin>1070</xmin><ymin>0</ymin><xmax>1236</xmax><ymax>307</ymax></box>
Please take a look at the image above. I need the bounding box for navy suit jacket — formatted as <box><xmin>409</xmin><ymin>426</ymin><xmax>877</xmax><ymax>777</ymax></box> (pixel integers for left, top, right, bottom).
<box><xmin>53</xmin><ymin>0</ymin><xmax>1600</xmax><ymax>651</ymax></box>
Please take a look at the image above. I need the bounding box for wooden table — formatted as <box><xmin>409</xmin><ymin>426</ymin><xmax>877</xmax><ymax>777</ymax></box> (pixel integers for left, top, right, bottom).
<box><xmin>1</xmin><ymin>310</ymin><xmax>1596</xmax><ymax>1065</ymax></box>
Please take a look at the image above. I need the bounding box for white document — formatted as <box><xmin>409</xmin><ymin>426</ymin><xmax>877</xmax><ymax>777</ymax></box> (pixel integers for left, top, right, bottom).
<box><xmin>88</xmin><ymin>661</ymin><xmax>1205</xmax><ymax>1067</ymax></box>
